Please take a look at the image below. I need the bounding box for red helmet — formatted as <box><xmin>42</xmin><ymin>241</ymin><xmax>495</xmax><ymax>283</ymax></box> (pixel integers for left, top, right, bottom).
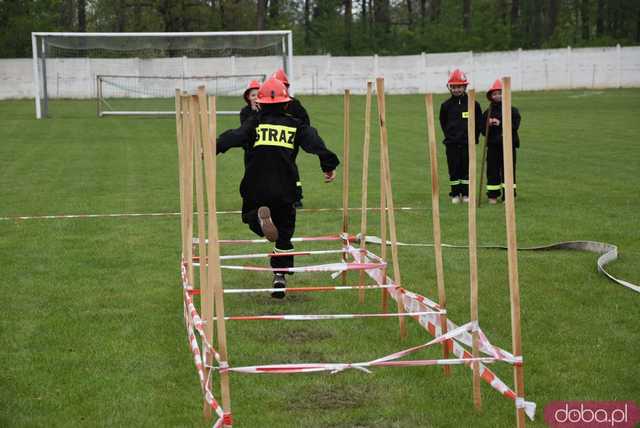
<box><xmin>447</xmin><ymin>68</ymin><xmax>469</xmax><ymax>86</ymax></box>
<box><xmin>257</xmin><ymin>77</ymin><xmax>291</xmax><ymax>104</ymax></box>
<box><xmin>243</xmin><ymin>80</ymin><xmax>261</xmax><ymax>103</ymax></box>
<box><xmin>486</xmin><ymin>79</ymin><xmax>502</xmax><ymax>101</ymax></box>
<box><xmin>272</xmin><ymin>68</ymin><xmax>289</xmax><ymax>87</ymax></box>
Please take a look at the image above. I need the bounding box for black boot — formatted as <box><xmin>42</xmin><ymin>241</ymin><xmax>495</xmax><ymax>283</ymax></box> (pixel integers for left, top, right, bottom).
<box><xmin>271</xmin><ymin>273</ymin><xmax>286</xmax><ymax>299</ymax></box>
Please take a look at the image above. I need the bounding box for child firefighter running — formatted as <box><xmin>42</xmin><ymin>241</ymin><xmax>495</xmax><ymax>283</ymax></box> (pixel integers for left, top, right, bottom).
<box><xmin>216</xmin><ymin>77</ymin><xmax>340</xmax><ymax>298</ymax></box>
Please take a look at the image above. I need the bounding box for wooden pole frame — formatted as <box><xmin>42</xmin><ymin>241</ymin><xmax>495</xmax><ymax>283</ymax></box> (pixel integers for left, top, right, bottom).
<box><xmin>196</xmin><ymin>88</ymin><xmax>232</xmax><ymax>427</ymax></box>
<box><xmin>358</xmin><ymin>82</ymin><xmax>373</xmax><ymax>304</ymax></box>
<box><xmin>375</xmin><ymin>77</ymin><xmax>406</xmax><ymax>338</ymax></box>
<box><xmin>501</xmin><ymin>76</ymin><xmax>526</xmax><ymax>428</ymax></box>
<box><xmin>424</xmin><ymin>94</ymin><xmax>450</xmax><ymax>376</ymax></box>
<box><xmin>341</xmin><ymin>89</ymin><xmax>351</xmax><ymax>286</ymax></box>
<box><xmin>175</xmin><ymin>81</ymin><xmax>528</xmax><ymax>428</ymax></box>
<box><xmin>467</xmin><ymin>90</ymin><xmax>482</xmax><ymax>410</ymax></box>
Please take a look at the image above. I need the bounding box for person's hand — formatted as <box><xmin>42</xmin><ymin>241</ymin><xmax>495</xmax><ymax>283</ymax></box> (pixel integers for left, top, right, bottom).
<box><xmin>323</xmin><ymin>170</ymin><xmax>336</xmax><ymax>183</ymax></box>
<box><xmin>489</xmin><ymin>117</ymin><xmax>500</xmax><ymax>126</ymax></box>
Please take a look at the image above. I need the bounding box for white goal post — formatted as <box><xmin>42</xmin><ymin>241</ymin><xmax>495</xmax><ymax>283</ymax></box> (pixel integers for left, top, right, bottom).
<box><xmin>31</xmin><ymin>31</ymin><xmax>294</xmax><ymax>119</ymax></box>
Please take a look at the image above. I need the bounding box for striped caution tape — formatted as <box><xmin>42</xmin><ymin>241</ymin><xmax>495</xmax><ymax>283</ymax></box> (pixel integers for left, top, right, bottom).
<box><xmin>215</xmin><ymin>310</ymin><xmax>443</xmax><ymax>322</ymax></box>
<box><xmin>194</xmin><ymin>234</ymin><xmax>359</xmax><ymax>245</ymax></box>
<box><xmin>180</xmin><ymin>262</ymin><xmax>226</xmax><ymax>427</ymax></box>
<box><xmin>217</xmin><ymin>356</ymin><xmax>498</xmax><ymax>375</ymax></box>
<box><xmin>180</xmin><ymin>243</ymin><xmax>537</xmax><ymax>422</ymax></box>
<box><xmin>217</xmin><ymin>261</ymin><xmax>385</xmax><ymax>274</ymax></box>
<box><xmin>223</xmin><ymin>284</ymin><xmax>394</xmax><ymax>294</ymax></box>
<box><xmin>347</xmin><ymin>245</ymin><xmax>537</xmax><ymax>420</ymax></box>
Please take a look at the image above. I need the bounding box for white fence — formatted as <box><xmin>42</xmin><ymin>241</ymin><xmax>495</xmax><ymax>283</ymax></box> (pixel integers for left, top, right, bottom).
<box><xmin>1</xmin><ymin>45</ymin><xmax>639</xmax><ymax>99</ymax></box>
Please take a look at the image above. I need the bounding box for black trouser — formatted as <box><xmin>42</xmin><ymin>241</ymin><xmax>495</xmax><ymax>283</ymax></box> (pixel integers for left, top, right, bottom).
<box><xmin>242</xmin><ymin>202</ymin><xmax>296</xmax><ymax>272</ymax></box>
<box><xmin>486</xmin><ymin>143</ymin><xmax>517</xmax><ymax>199</ymax></box>
<box><xmin>445</xmin><ymin>143</ymin><xmax>469</xmax><ymax>197</ymax></box>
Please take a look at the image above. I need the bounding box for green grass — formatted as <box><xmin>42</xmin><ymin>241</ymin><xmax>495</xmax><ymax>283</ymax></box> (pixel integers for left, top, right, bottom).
<box><xmin>1</xmin><ymin>89</ymin><xmax>639</xmax><ymax>428</ymax></box>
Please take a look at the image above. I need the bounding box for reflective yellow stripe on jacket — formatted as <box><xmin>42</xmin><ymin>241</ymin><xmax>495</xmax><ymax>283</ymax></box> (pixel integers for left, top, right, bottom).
<box><xmin>254</xmin><ymin>124</ymin><xmax>296</xmax><ymax>150</ymax></box>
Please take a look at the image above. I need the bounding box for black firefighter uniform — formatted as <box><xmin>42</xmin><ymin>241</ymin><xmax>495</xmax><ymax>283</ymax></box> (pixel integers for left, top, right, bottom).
<box><xmin>439</xmin><ymin>93</ymin><xmax>483</xmax><ymax>197</ymax></box>
<box><xmin>217</xmin><ymin>104</ymin><xmax>340</xmax><ymax>271</ymax></box>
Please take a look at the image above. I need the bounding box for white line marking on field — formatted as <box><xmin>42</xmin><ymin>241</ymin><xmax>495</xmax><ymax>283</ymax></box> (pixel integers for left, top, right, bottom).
<box><xmin>0</xmin><ymin>207</ymin><xmax>427</xmax><ymax>221</ymax></box>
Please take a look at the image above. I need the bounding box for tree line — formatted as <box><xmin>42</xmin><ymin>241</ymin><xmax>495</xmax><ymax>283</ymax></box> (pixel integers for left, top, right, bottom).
<box><xmin>1</xmin><ymin>0</ymin><xmax>638</xmax><ymax>58</ymax></box>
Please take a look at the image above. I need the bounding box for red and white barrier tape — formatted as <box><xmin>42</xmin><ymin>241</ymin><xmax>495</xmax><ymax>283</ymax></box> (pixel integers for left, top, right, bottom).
<box><xmin>219</xmin><ymin>261</ymin><xmax>384</xmax><ymax>274</ymax></box>
<box><xmin>215</xmin><ymin>310</ymin><xmax>443</xmax><ymax>322</ymax></box>
<box><xmin>223</xmin><ymin>284</ymin><xmax>394</xmax><ymax>294</ymax></box>
<box><xmin>181</xmin><ymin>261</ymin><xmax>227</xmax><ymax>427</ymax></box>
<box><xmin>347</xmin><ymin>245</ymin><xmax>536</xmax><ymax>420</ymax></box>
<box><xmin>180</xmin><ymin>239</ymin><xmax>536</xmax><ymax>422</ymax></box>
<box><xmin>194</xmin><ymin>235</ymin><xmax>358</xmax><ymax>245</ymax></box>
<box><xmin>185</xmin><ymin>314</ymin><xmax>225</xmax><ymax>420</ymax></box>
<box><xmin>217</xmin><ymin>356</ymin><xmax>498</xmax><ymax>375</ymax></box>
<box><xmin>181</xmin><ymin>263</ymin><xmax>221</xmax><ymax>363</ymax></box>
<box><xmin>194</xmin><ymin>248</ymin><xmax>349</xmax><ymax>262</ymax></box>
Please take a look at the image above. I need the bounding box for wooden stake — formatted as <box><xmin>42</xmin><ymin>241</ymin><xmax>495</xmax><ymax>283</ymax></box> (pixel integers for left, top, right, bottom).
<box><xmin>467</xmin><ymin>90</ymin><xmax>482</xmax><ymax>410</ymax></box>
<box><xmin>501</xmin><ymin>76</ymin><xmax>526</xmax><ymax>428</ymax></box>
<box><xmin>375</xmin><ymin>77</ymin><xmax>406</xmax><ymax>339</ymax></box>
<box><xmin>424</xmin><ymin>94</ymin><xmax>451</xmax><ymax>376</ymax></box>
<box><xmin>196</xmin><ymin>88</ymin><xmax>232</xmax><ymax>427</ymax></box>
<box><xmin>341</xmin><ymin>89</ymin><xmax>351</xmax><ymax>286</ymax></box>
<box><xmin>477</xmin><ymin>112</ymin><xmax>491</xmax><ymax>207</ymax></box>
<box><xmin>207</xmin><ymin>94</ymin><xmax>218</xmax><ymax>345</ymax></box>
<box><xmin>175</xmin><ymin>90</ymin><xmax>189</xmax><ymax>330</ymax></box>
<box><xmin>379</xmin><ymin>140</ymin><xmax>389</xmax><ymax>313</ymax></box>
<box><xmin>188</xmin><ymin>94</ymin><xmax>213</xmax><ymax>418</ymax></box>
<box><xmin>358</xmin><ymin>82</ymin><xmax>373</xmax><ymax>304</ymax></box>
<box><xmin>190</xmin><ymin>96</ymin><xmax>209</xmax><ymax>301</ymax></box>
<box><xmin>183</xmin><ymin>96</ymin><xmax>195</xmax><ymax>285</ymax></box>
<box><xmin>175</xmin><ymin>91</ymin><xmax>187</xmax><ymax>263</ymax></box>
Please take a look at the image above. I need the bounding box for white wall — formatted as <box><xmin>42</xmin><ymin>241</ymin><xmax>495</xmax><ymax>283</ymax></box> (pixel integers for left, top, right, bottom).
<box><xmin>1</xmin><ymin>45</ymin><xmax>639</xmax><ymax>100</ymax></box>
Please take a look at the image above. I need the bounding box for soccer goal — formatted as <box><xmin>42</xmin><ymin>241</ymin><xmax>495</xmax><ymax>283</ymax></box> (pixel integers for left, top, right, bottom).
<box><xmin>31</xmin><ymin>31</ymin><xmax>293</xmax><ymax>119</ymax></box>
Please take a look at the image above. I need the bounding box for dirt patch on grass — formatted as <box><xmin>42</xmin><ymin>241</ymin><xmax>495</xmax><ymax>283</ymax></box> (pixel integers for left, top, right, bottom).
<box><xmin>274</xmin><ymin>327</ymin><xmax>334</xmax><ymax>343</ymax></box>
<box><xmin>287</xmin><ymin>382</ymin><xmax>378</xmax><ymax>411</ymax></box>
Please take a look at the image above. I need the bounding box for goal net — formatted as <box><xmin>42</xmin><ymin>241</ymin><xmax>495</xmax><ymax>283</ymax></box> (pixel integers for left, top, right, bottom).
<box><xmin>31</xmin><ymin>31</ymin><xmax>293</xmax><ymax>119</ymax></box>
<box><xmin>97</xmin><ymin>74</ymin><xmax>266</xmax><ymax>117</ymax></box>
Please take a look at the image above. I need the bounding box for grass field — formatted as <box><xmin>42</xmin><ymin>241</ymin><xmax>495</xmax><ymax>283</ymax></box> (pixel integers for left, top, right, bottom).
<box><xmin>1</xmin><ymin>89</ymin><xmax>639</xmax><ymax>428</ymax></box>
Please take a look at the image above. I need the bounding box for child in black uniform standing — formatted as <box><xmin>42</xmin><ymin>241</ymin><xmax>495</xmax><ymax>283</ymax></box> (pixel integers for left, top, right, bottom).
<box><xmin>217</xmin><ymin>77</ymin><xmax>340</xmax><ymax>298</ymax></box>
<box><xmin>481</xmin><ymin>79</ymin><xmax>522</xmax><ymax>204</ymax></box>
<box><xmin>239</xmin><ymin>80</ymin><xmax>261</xmax><ymax>125</ymax></box>
<box><xmin>439</xmin><ymin>68</ymin><xmax>483</xmax><ymax>204</ymax></box>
